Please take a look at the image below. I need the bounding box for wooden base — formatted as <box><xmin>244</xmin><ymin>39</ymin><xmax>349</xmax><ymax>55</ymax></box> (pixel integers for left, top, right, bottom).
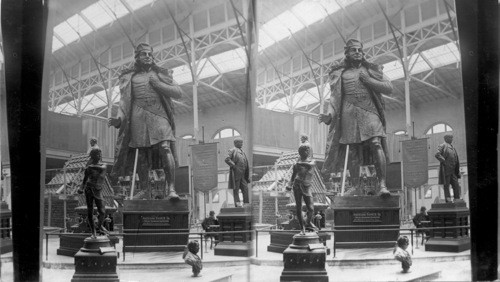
<box><xmin>332</xmin><ymin>195</ymin><xmax>400</xmax><ymax>248</ymax></box>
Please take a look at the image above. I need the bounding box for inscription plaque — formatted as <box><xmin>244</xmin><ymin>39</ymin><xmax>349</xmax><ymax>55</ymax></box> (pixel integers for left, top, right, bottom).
<box><xmin>352</xmin><ymin>212</ymin><xmax>382</xmax><ymax>223</ymax></box>
<box><xmin>141</xmin><ymin>215</ymin><xmax>171</xmax><ymax>227</ymax></box>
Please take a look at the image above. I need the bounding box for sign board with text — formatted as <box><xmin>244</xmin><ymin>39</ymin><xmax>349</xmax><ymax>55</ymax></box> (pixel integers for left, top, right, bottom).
<box><xmin>191</xmin><ymin>143</ymin><xmax>218</xmax><ymax>192</ymax></box>
<box><xmin>402</xmin><ymin>138</ymin><xmax>428</xmax><ymax>188</ymax></box>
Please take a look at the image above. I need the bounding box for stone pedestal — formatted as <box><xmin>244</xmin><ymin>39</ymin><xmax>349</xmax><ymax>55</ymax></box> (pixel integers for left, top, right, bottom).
<box><xmin>0</xmin><ymin>201</ymin><xmax>12</xmax><ymax>254</ymax></box>
<box><xmin>280</xmin><ymin>233</ymin><xmax>328</xmax><ymax>282</ymax></box>
<box><xmin>71</xmin><ymin>236</ymin><xmax>119</xmax><ymax>282</ymax></box>
<box><xmin>425</xmin><ymin>201</ymin><xmax>470</xmax><ymax>252</ymax></box>
<box><xmin>268</xmin><ymin>231</ymin><xmax>331</xmax><ymax>255</ymax></box>
<box><xmin>57</xmin><ymin>234</ymin><xmax>119</xmax><ymax>257</ymax></box>
<box><xmin>123</xmin><ymin>199</ymin><xmax>189</xmax><ymax>252</ymax></box>
<box><xmin>332</xmin><ymin>195</ymin><xmax>400</xmax><ymax>248</ymax></box>
<box><xmin>214</xmin><ymin>206</ymin><xmax>253</xmax><ymax>257</ymax></box>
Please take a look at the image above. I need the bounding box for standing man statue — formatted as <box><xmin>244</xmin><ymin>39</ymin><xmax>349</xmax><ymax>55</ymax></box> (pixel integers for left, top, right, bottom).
<box><xmin>109</xmin><ymin>43</ymin><xmax>183</xmax><ymax>200</ymax></box>
<box><xmin>225</xmin><ymin>137</ymin><xmax>250</xmax><ymax>207</ymax></box>
<box><xmin>435</xmin><ymin>134</ymin><xmax>461</xmax><ymax>203</ymax></box>
<box><xmin>286</xmin><ymin>143</ymin><xmax>318</xmax><ymax>234</ymax></box>
<box><xmin>318</xmin><ymin>38</ymin><xmax>393</xmax><ymax>196</ymax></box>
<box><xmin>78</xmin><ymin>148</ymin><xmax>107</xmax><ymax>238</ymax></box>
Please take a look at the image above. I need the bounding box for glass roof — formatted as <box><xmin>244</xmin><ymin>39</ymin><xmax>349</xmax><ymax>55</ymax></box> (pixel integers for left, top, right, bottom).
<box><xmin>258</xmin><ymin>0</ymin><xmax>355</xmax><ymax>52</ymax></box>
<box><xmin>52</xmin><ymin>0</ymin><xmax>155</xmax><ymax>52</ymax></box>
<box><xmin>54</xmin><ymin>86</ymin><xmax>120</xmax><ymax>115</ymax></box>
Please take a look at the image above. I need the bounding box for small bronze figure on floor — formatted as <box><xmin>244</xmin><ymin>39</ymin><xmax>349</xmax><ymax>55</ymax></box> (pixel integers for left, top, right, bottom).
<box><xmin>183</xmin><ymin>240</ymin><xmax>202</xmax><ymax>277</ymax></box>
<box><xmin>393</xmin><ymin>236</ymin><xmax>412</xmax><ymax>273</ymax></box>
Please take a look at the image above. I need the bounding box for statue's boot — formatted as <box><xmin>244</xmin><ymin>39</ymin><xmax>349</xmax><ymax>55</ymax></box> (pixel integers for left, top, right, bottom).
<box><xmin>167</xmin><ymin>184</ymin><xmax>180</xmax><ymax>200</ymax></box>
<box><xmin>378</xmin><ymin>179</ymin><xmax>391</xmax><ymax>197</ymax></box>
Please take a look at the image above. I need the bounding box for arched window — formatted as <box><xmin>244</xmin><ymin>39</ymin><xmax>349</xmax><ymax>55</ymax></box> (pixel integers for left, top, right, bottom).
<box><xmin>181</xmin><ymin>134</ymin><xmax>194</xmax><ymax>140</ymax></box>
<box><xmin>213</xmin><ymin>128</ymin><xmax>241</xmax><ymax>140</ymax></box>
<box><xmin>394</xmin><ymin>130</ymin><xmax>407</xmax><ymax>136</ymax></box>
<box><xmin>212</xmin><ymin>192</ymin><xmax>220</xmax><ymax>203</ymax></box>
<box><xmin>425</xmin><ymin>123</ymin><xmax>453</xmax><ymax>135</ymax></box>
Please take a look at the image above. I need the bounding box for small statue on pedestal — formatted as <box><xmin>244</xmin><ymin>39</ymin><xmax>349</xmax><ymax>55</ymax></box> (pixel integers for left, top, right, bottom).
<box><xmin>183</xmin><ymin>240</ymin><xmax>202</xmax><ymax>277</ymax></box>
<box><xmin>225</xmin><ymin>137</ymin><xmax>250</xmax><ymax>207</ymax></box>
<box><xmin>78</xmin><ymin>148</ymin><xmax>108</xmax><ymax>238</ymax></box>
<box><xmin>435</xmin><ymin>134</ymin><xmax>461</xmax><ymax>203</ymax></box>
<box><xmin>393</xmin><ymin>236</ymin><xmax>412</xmax><ymax>273</ymax></box>
<box><xmin>286</xmin><ymin>143</ymin><xmax>319</xmax><ymax>235</ymax></box>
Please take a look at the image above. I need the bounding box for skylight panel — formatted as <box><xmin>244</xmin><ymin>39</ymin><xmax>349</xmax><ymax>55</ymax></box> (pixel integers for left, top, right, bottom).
<box><xmin>408</xmin><ymin>53</ymin><xmax>431</xmax><ymax>75</ymax></box>
<box><xmin>261</xmin><ymin>11</ymin><xmax>298</xmax><ymax>43</ymax></box>
<box><xmin>208</xmin><ymin>48</ymin><xmax>247</xmax><ymax>73</ymax></box>
<box><xmin>54</xmin><ymin>101</ymin><xmax>77</xmax><ymax>115</ymax></box>
<box><xmin>259</xmin><ymin>0</ymin><xmax>345</xmax><ymax>52</ymax></box>
<box><xmin>291</xmin><ymin>1</ymin><xmax>340</xmax><ymax>26</ymax></box>
<box><xmin>81</xmin><ymin>2</ymin><xmax>114</xmax><ymax>30</ymax></box>
<box><xmin>66</xmin><ymin>14</ymin><xmax>93</xmax><ymax>38</ymax></box>
<box><xmin>422</xmin><ymin>42</ymin><xmax>460</xmax><ymax>68</ymax></box>
<box><xmin>172</xmin><ymin>64</ymin><xmax>193</xmax><ymax>84</ymax></box>
<box><xmin>276</xmin><ymin>11</ymin><xmax>303</xmax><ymax>34</ymax></box>
<box><xmin>260</xmin><ymin>97</ymin><xmax>290</xmax><ymax>112</ymax></box>
<box><xmin>258</xmin><ymin>31</ymin><xmax>276</xmax><ymax>51</ymax></box>
<box><xmin>124</xmin><ymin>0</ymin><xmax>155</xmax><ymax>11</ymax></box>
<box><xmin>382</xmin><ymin>60</ymin><xmax>404</xmax><ymax>80</ymax></box>
<box><xmin>101</xmin><ymin>0</ymin><xmax>130</xmax><ymax>18</ymax></box>
<box><xmin>294</xmin><ymin>87</ymin><xmax>320</xmax><ymax>109</ymax></box>
<box><xmin>52</xmin><ymin>37</ymin><xmax>64</xmax><ymax>52</ymax></box>
<box><xmin>197</xmin><ymin>58</ymin><xmax>220</xmax><ymax>79</ymax></box>
<box><xmin>54</xmin><ymin>22</ymin><xmax>80</xmax><ymax>45</ymax></box>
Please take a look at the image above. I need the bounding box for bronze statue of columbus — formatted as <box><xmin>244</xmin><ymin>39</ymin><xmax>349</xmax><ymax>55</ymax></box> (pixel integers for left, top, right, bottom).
<box><xmin>318</xmin><ymin>39</ymin><xmax>393</xmax><ymax>196</ymax></box>
<box><xmin>109</xmin><ymin>43</ymin><xmax>184</xmax><ymax>200</ymax></box>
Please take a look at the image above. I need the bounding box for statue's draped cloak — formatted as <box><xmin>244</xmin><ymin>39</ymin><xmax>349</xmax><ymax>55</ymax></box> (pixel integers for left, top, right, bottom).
<box><xmin>112</xmin><ymin>64</ymin><xmax>180</xmax><ymax>178</ymax></box>
<box><xmin>322</xmin><ymin>59</ymin><xmax>391</xmax><ymax>175</ymax></box>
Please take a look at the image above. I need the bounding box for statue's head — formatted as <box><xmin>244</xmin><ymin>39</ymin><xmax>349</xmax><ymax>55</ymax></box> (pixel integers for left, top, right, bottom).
<box><xmin>135</xmin><ymin>42</ymin><xmax>154</xmax><ymax>67</ymax></box>
<box><xmin>209</xmin><ymin>210</ymin><xmax>215</xmax><ymax>217</ymax></box>
<box><xmin>396</xmin><ymin>235</ymin><xmax>409</xmax><ymax>249</ymax></box>
<box><xmin>89</xmin><ymin>148</ymin><xmax>102</xmax><ymax>164</ymax></box>
<box><xmin>89</xmin><ymin>137</ymin><xmax>97</xmax><ymax>146</ymax></box>
<box><xmin>344</xmin><ymin>38</ymin><xmax>364</xmax><ymax>64</ymax></box>
<box><xmin>298</xmin><ymin>143</ymin><xmax>311</xmax><ymax>159</ymax></box>
<box><xmin>234</xmin><ymin>137</ymin><xmax>244</xmax><ymax>148</ymax></box>
<box><xmin>187</xmin><ymin>240</ymin><xmax>200</xmax><ymax>254</ymax></box>
<box><xmin>444</xmin><ymin>134</ymin><xmax>453</xmax><ymax>144</ymax></box>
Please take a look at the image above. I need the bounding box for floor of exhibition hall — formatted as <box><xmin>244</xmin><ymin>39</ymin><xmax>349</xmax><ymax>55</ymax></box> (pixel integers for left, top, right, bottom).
<box><xmin>0</xmin><ymin>229</ymin><xmax>471</xmax><ymax>282</ymax></box>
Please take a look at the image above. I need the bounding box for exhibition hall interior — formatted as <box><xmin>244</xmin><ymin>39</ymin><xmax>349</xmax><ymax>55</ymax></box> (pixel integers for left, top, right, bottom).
<box><xmin>0</xmin><ymin>0</ymin><xmax>497</xmax><ymax>281</ymax></box>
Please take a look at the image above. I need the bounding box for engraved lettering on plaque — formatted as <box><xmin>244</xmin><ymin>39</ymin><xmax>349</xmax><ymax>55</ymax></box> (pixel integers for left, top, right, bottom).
<box><xmin>352</xmin><ymin>212</ymin><xmax>382</xmax><ymax>223</ymax></box>
<box><xmin>141</xmin><ymin>215</ymin><xmax>171</xmax><ymax>227</ymax></box>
